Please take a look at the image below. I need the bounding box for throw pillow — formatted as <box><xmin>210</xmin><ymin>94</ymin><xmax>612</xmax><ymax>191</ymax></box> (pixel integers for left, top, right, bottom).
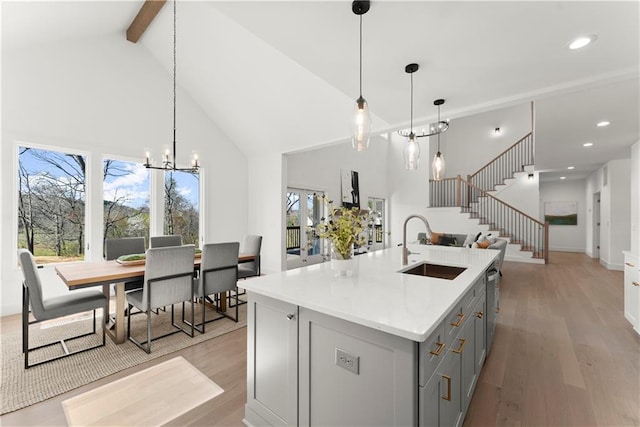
<box><xmin>462</xmin><ymin>234</ymin><xmax>475</xmax><ymax>248</ymax></box>
<box><xmin>477</xmin><ymin>240</ymin><xmax>490</xmax><ymax>249</ymax></box>
<box><xmin>430</xmin><ymin>232</ymin><xmax>441</xmax><ymax>245</ymax></box>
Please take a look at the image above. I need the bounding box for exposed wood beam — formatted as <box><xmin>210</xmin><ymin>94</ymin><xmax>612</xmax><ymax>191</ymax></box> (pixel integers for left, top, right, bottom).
<box><xmin>126</xmin><ymin>0</ymin><xmax>167</xmax><ymax>44</ymax></box>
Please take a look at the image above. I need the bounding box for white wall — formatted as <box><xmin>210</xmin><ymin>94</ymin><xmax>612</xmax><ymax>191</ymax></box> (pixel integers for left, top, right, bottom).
<box><xmin>286</xmin><ymin>134</ymin><xmax>391</xmax><ymax>246</ymax></box>
<box><xmin>387</xmin><ymin>132</ymin><xmax>432</xmax><ymax>246</ymax></box>
<box><xmin>585</xmin><ymin>159</ymin><xmax>631</xmax><ymax>270</ymax></box>
<box><xmin>287</xmin><ymin>135</ymin><xmax>390</xmax><ymax>209</ymax></box>
<box><xmin>1</xmin><ymin>35</ymin><xmax>248</xmax><ymax>315</ymax></box>
<box><xmin>630</xmin><ymin>140</ymin><xmax>640</xmax><ymax>256</ymax></box>
<box><xmin>492</xmin><ymin>171</ymin><xmax>540</xmax><ymax>219</ymax></box>
<box><xmin>247</xmin><ymin>153</ymin><xmax>286</xmax><ymax>274</ymax></box>
<box><xmin>430</xmin><ymin>103</ymin><xmax>532</xmax><ymax>179</ymax></box>
<box><xmin>540</xmin><ymin>179</ymin><xmax>587</xmax><ymax>252</ymax></box>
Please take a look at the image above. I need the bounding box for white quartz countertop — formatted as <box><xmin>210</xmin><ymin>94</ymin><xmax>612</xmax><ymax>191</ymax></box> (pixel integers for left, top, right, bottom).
<box><xmin>239</xmin><ymin>245</ymin><xmax>499</xmax><ymax>342</ymax></box>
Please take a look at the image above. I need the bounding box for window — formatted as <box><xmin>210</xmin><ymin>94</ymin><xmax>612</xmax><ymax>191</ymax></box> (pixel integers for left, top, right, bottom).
<box><xmin>103</xmin><ymin>159</ymin><xmax>150</xmax><ymax>254</ymax></box>
<box><xmin>164</xmin><ymin>170</ymin><xmax>199</xmax><ymax>246</ymax></box>
<box><xmin>18</xmin><ymin>146</ymin><xmax>87</xmax><ymax>264</ymax></box>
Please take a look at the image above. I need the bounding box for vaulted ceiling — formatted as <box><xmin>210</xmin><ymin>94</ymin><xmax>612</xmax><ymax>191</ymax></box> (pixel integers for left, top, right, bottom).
<box><xmin>3</xmin><ymin>1</ymin><xmax>639</xmax><ymax>181</ymax></box>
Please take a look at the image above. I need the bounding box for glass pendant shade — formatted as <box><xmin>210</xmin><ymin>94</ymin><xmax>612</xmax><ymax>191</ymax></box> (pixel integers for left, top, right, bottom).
<box><xmin>404</xmin><ymin>134</ymin><xmax>420</xmax><ymax>170</ymax></box>
<box><xmin>432</xmin><ymin>151</ymin><xmax>445</xmax><ymax>180</ymax></box>
<box><xmin>352</xmin><ymin>96</ymin><xmax>372</xmax><ymax>151</ymax></box>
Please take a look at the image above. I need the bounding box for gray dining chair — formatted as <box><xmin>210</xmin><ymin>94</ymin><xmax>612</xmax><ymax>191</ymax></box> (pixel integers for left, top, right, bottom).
<box><xmin>191</xmin><ymin>242</ymin><xmax>240</xmax><ymax>333</ymax></box>
<box><xmin>105</xmin><ymin>237</ymin><xmax>146</xmax><ymax>292</ymax></box>
<box><xmin>238</xmin><ymin>235</ymin><xmax>262</xmax><ymax>279</ymax></box>
<box><xmin>149</xmin><ymin>235</ymin><xmax>182</xmax><ymax>248</ymax></box>
<box><xmin>18</xmin><ymin>249</ymin><xmax>107</xmax><ymax>369</ymax></box>
<box><xmin>231</xmin><ymin>235</ymin><xmax>262</xmax><ymax>307</ymax></box>
<box><xmin>126</xmin><ymin>245</ymin><xmax>196</xmax><ymax>353</ymax></box>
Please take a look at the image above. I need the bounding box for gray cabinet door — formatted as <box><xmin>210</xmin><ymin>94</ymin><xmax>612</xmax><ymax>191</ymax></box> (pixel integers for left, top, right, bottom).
<box><xmin>298</xmin><ymin>307</ymin><xmax>416</xmax><ymax>426</ymax></box>
<box><xmin>438</xmin><ymin>350</ymin><xmax>463</xmax><ymax>427</ymax></box>
<box><xmin>419</xmin><ymin>374</ymin><xmax>441</xmax><ymax>427</ymax></box>
<box><xmin>460</xmin><ymin>316</ymin><xmax>475</xmax><ymax>413</ymax></box>
<box><xmin>486</xmin><ymin>268</ymin><xmax>499</xmax><ymax>352</ymax></box>
<box><xmin>473</xmin><ymin>295</ymin><xmax>487</xmax><ymax>376</ymax></box>
<box><xmin>246</xmin><ymin>293</ymin><xmax>298</xmax><ymax>426</ymax></box>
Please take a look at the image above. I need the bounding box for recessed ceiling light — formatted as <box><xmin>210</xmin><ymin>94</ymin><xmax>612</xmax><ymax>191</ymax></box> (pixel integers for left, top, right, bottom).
<box><xmin>583</xmin><ymin>142</ymin><xmax>593</xmax><ymax>147</ymax></box>
<box><xmin>569</xmin><ymin>35</ymin><xmax>597</xmax><ymax>50</ymax></box>
<box><xmin>567</xmin><ymin>166</ymin><xmax>575</xmax><ymax>170</ymax></box>
<box><xmin>560</xmin><ymin>176</ymin><xmax>567</xmax><ymax>180</ymax></box>
<box><xmin>597</xmin><ymin>121</ymin><xmax>610</xmax><ymax>127</ymax></box>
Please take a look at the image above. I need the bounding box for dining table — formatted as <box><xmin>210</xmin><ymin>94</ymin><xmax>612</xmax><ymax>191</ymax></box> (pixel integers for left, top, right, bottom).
<box><xmin>55</xmin><ymin>253</ymin><xmax>255</xmax><ymax>344</ymax></box>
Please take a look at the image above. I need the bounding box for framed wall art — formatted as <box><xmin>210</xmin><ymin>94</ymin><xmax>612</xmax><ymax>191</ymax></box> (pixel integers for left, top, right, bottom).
<box><xmin>544</xmin><ymin>201</ymin><xmax>578</xmax><ymax>225</ymax></box>
<box><xmin>341</xmin><ymin>169</ymin><xmax>360</xmax><ymax>209</ymax></box>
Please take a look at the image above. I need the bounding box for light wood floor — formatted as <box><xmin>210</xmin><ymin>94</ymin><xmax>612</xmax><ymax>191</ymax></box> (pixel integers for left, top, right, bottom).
<box><xmin>2</xmin><ymin>252</ymin><xmax>639</xmax><ymax>426</ymax></box>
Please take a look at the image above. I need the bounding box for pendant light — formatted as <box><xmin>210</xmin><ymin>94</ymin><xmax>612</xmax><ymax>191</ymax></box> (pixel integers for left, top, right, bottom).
<box><xmin>402</xmin><ymin>63</ymin><xmax>420</xmax><ymax>170</ymax></box>
<box><xmin>143</xmin><ymin>0</ymin><xmax>199</xmax><ymax>172</ymax></box>
<box><xmin>351</xmin><ymin>1</ymin><xmax>371</xmax><ymax>151</ymax></box>
<box><xmin>432</xmin><ymin>99</ymin><xmax>446</xmax><ymax>180</ymax></box>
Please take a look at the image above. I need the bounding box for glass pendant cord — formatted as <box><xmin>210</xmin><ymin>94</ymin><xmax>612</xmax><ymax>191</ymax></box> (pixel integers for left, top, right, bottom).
<box><xmin>409</xmin><ymin>70</ymin><xmax>414</xmax><ymax>134</ymax></box>
<box><xmin>436</xmin><ymin>102</ymin><xmax>441</xmax><ymax>152</ymax></box>
<box><xmin>144</xmin><ymin>0</ymin><xmax>199</xmax><ymax>172</ymax></box>
<box><xmin>358</xmin><ymin>14</ymin><xmax>363</xmax><ymax>99</ymax></box>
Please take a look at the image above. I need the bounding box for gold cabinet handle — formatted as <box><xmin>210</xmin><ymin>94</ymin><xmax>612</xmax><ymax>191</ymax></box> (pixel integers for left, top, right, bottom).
<box><xmin>476</xmin><ymin>311</ymin><xmax>484</xmax><ymax>319</ymax></box>
<box><xmin>625</xmin><ymin>262</ymin><xmax>635</xmax><ymax>267</ymax></box>
<box><xmin>633</xmin><ymin>282</ymin><xmax>640</xmax><ymax>287</ymax></box>
<box><xmin>450</xmin><ymin>313</ymin><xmax>465</xmax><ymax>327</ymax></box>
<box><xmin>451</xmin><ymin>338</ymin><xmax>467</xmax><ymax>354</ymax></box>
<box><xmin>442</xmin><ymin>374</ymin><xmax>452</xmax><ymax>401</ymax></box>
<box><xmin>430</xmin><ymin>341</ymin><xmax>445</xmax><ymax>356</ymax></box>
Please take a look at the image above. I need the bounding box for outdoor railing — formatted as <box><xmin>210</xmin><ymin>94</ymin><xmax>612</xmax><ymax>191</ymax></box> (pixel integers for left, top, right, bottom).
<box><xmin>286</xmin><ymin>226</ymin><xmax>301</xmax><ymax>251</ymax></box>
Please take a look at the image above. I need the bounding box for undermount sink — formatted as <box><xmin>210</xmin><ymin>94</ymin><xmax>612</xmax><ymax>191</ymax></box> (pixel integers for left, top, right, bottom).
<box><xmin>401</xmin><ymin>262</ymin><xmax>466</xmax><ymax>280</ymax></box>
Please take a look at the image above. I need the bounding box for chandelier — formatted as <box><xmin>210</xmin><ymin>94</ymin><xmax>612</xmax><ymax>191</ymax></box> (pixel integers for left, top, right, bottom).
<box><xmin>144</xmin><ymin>0</ymin><xmax>199</xmax><ymax>172</ymax></box>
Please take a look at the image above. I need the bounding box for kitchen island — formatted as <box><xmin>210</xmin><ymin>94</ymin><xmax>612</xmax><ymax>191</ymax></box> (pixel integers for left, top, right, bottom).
<box><xmin>240</xmin><ymin>244</ymin><xmax>500</xmax><ymax>427</ymax></box>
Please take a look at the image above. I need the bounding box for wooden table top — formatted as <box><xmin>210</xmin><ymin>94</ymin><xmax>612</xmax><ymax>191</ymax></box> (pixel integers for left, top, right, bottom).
<box><xmin>55</xmin><ymin>254</ymin><xmax>255</xmax><ymax>289</ymax></box>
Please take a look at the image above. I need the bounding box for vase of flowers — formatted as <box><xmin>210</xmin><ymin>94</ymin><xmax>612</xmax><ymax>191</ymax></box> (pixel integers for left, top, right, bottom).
<box><xmin>316</xmin><ymin>196</ymin><xmax>370</xmax><ymax>276</ymax></box>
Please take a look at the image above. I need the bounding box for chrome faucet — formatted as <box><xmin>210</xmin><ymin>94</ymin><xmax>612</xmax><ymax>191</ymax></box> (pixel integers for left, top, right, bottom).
<box><xmin>402</xmin><ymin>214</ymin><xmax>433</xmax><ymax>265</ymax></box>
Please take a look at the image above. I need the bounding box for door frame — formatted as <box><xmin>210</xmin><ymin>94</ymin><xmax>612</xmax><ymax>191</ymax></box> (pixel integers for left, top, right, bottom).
<box><xmin>286</xmin><ymin>188</ymin><xmax>325</xmax><ymax>270</ymax></box>
<box><xmin>592</xmin><ymin>192</ymin><xmax>601</xmax><ymax>259</ymax></box>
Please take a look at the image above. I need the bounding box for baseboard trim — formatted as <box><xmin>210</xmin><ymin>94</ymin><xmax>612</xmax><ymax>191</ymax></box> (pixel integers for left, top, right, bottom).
<box><xmin>599</xmin><ymin>258</ymin><xmax>624</xmax><ymax>271</ymax></box>
<box><xmin>548</xmin><ymin>247</ymin><xmax>585</xmax><ymax>253</ymax></box>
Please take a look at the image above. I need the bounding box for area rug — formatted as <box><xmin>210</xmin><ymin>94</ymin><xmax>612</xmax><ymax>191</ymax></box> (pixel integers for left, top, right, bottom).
<box><xmin>0</xmin><ymin>302</ymin><xmax>245</xmax><ymax>414</ymax></box>
<box><xmin>62</xmin><ymin>356</ymin><xmax>223</xmax><ymax>426</ymax></box>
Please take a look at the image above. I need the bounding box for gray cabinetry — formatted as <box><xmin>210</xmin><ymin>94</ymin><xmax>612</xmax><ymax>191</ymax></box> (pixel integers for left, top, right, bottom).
<box><xmin>624</xmin><ymin>252</ymin><xmax>640</xmax><ymax>334</ymax></box>
<box><xmin>420</xmin><ymin>273</ymin><xmax>489</xmax><ymax>427</ymax></box>
<box><xmin>298</xmin><ymin>308</ymin><xmax>416</xmax><ymax>426</ymax></box>
<box><xmin>245</xmin><ymin>263</ymin><xmax>499</xmax><ymax>427</ymax></box>
<box><xmin>245</xmin><ymin>294</ymin><xmax>299</xmax><ymax>426</ymax></box>
<box><xmin>419</xmin><ymin>370</ymin><xmax>441</xmax><ymax>427</ymax></box>
<box><xmin>472</xmin><ymin>294</ymin><xmax>487</xmax><ymax>379</ymax></box>
<box><xmin>486</xmin><ymin>266</ymin><xmax>500</xmax><ymax>352</ymax></box>
<box><xmin>438</xmin><ymin>348</ymin><xmax>463</xmax><ymax>427</ymax></box>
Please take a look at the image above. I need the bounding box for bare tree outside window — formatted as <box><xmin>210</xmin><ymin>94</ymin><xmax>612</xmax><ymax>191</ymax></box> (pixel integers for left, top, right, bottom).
<box><xmin>103</xmin><ymin>159</ymin><xmax>150</xmax><ymax>255</ymax></box>
<box><xmin>18</xmin><ymin>147</ymin><xmax>86</xmax><ymax>263</ymax></box>
<box><xmin>164</xmin><ymin>170</ymin><xmax>199</xmax><ymax>246</ymax></box>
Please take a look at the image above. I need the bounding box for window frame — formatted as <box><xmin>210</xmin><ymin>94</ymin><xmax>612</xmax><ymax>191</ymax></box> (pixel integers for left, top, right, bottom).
<box><xmin>14</xmin><ymin>140</ymin><xmax>91</xmax><ymax>267</ymax></box>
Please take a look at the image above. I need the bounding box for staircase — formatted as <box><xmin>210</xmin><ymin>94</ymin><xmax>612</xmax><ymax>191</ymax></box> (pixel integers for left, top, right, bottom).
<box><xmin>429</xmin><ymin>132</ymin><xmax>548</xmax><ymax>263</ymax></box>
